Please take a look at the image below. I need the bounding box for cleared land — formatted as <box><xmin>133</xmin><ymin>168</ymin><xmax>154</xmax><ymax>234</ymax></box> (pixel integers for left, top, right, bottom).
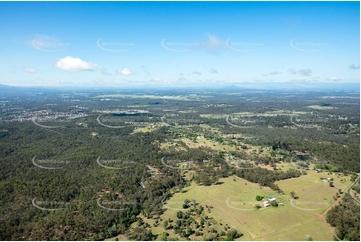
<box><xmin>144</xmin><ymin>168</ymin><xmax>353</xmax><ymax>241</ymax></box>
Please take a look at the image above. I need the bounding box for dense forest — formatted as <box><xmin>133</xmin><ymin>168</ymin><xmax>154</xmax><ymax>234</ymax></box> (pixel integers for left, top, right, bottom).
<box><xmin>0</xmin><ymin>87</ymin><xmax>359</xmax><ymax>240</ymax></box>
<box><xmin>326</xmin><ymin>194</ymin><xmax>360</xmax><ymax>241</ymax></box>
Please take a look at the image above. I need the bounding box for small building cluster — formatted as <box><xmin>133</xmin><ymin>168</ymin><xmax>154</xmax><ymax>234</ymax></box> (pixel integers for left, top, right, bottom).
<box><xmin>263</xmin><ymin>197</ymin><xmax>277</xmax><ymax>207</ymax></box>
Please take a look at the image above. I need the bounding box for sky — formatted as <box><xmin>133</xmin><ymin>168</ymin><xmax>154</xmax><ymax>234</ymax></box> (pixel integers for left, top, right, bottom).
<box><xmin>0</xmin><ymin>1</ymin><xmax>359</xmax><ymax>87</ymax></box>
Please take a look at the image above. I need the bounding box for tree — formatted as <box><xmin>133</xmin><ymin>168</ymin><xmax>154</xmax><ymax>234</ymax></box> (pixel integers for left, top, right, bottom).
<box><xmin>183</xmin><ymin>203</ymin><xmax>190</xmax><ymax>209</ymax></box>
<box><xmin>159</xmin><ymin>232</ymin><xmax>169</xmax><ymax>241</ymax></box>
<box><xmin>270</xmin><ymin>201</ymin><xmax>278</xmax><ymax>207</ymax></box>
<box><xmin>326</xmin><ymin>195</ymin><xmax>360</xmax><ymax>241</ymax></box>
<box><xmin>176</xmin><ymin>211</ymin><xmax>183</xmax><ymax>219</ymax></box>
<box><xmin>226</xmin><ymin>229</ymin><xmax>242</xmax><ymax>240</ymax></box>
<box><xmin>290</xmin><ymin>191</ymin><xmax>296</xmax><ymax>199</ymax></box>
<box><xmin>126</xmin><ymin>227</ymin><xmax>154</xmax><ymax>241</ymax></box>
<box><xmin>163</xmin><ymin>220</ymin><xmax>169</xmax><ymax>229</ymax></box>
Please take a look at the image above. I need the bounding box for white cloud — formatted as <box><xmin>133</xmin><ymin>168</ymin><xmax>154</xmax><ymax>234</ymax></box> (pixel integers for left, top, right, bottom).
<box><xmin>118</xmin><ymin>67</ymin><xmax>132</xmax><ymax>75</ymax></box>
<box><xmin>189</xmin><ymin>34</ymin><xmax>229</xmax><ymax>53</ymax></box>
<box><xmin>203</xmin><ymin>34</ymin><xmax>227</xmax><ymax>50</ymax></box>
<box><xmin>269</xmin><ymin>71</ymin><xmax>282</xmax><ymax>75</ymax></box>
<box><xmin>192</xmin><ymin>71</ymin><xmax>202</xmax><ymax>75</ymax></box>
<box><xmin>55</xmin><ymin>56</ymin><xmax>100</xmax><ymax>72</ymax></box>
<box><xmin>24</xmin><ymin>68</ymin><xmax>35</xmax><ymax>73</ymax></box>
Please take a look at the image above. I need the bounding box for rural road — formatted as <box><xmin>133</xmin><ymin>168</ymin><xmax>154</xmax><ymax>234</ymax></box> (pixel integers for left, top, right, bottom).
<box><xmin>345</xmin><ymin>176</ymin><xmax>360</xmax><ymax>204</ymax></box>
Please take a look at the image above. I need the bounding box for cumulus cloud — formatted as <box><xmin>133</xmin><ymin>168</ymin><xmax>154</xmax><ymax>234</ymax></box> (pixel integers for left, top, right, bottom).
<box><xmin>349</xmin><ymin>64</ymin><xmax>360</xmax><ymax>70</ymax></box>
<box><xmin>209</xmin><ymin>68</ymin><xmax>218</xmax><ymax>74</ymax></box>
<box><xmin>297</xmin><ymin>69</ymin><xmax>312</xmax><ymax>76</ymax></box>
<box><xmin>269</xmin><ymin>71</ymin><xmax>282</xmax><ymax>75</ymax></box>
<box><xmin>55</xmin><ymin>56</ymin><xmax>100</xmax><ymax>72</ymax></box>
<box><xmin>24</xmin><ymin>68</ymin><xmax>35</xmax><ymax>73</ymax></box>
<box><xmin>192</xmin><ymin>71</ymin><xmax>202</xmax><ymax>75</ymax></box>
<box><xmin>118</xmin><ymin>67</ymin><xmax>132</xmax><ymax>75</ymax></box>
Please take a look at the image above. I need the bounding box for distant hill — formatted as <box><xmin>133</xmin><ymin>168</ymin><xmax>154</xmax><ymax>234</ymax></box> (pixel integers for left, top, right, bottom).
<box><xmin>0</xmin><ymin>84</ymin><xmax>17</xmax><ymax>92</ymax></box>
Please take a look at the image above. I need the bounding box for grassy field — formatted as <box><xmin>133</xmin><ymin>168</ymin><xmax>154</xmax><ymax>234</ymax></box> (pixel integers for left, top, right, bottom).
<box><xmin>131</xmin><ymin>122</ymin><xmax>166</xmax><ymax>134</ymax></box>
<box><xmin>144</xmin><ymin>169</ymin><xmax>353</xmax><ymax>241</ymax></box>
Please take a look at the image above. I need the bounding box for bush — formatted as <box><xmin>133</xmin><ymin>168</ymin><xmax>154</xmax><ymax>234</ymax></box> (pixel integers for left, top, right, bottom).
<box><xmin>270</xmin><ymin>201</ymin><xmax>278</xmax><ymax>207</ymax></box>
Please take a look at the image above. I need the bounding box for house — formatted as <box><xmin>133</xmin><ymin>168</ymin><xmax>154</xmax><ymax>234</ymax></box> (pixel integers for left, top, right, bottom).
<box><xmin>263</xmin><ymin>201</ymin><xmax>270</xmax><ymax>207</ymax></box>
<box><xmin>268</xmin><ymin>198</ymin><xmax>276</xmax><ymax>202</ymax></box>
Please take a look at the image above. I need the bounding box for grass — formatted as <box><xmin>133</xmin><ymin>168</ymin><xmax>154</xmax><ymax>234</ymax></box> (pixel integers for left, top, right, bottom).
<box><xmin>131</xmin><ymin>123</ymin><xmax>166</xmax><ymax>134</ymax></box>
<box><xmin>147</xmin><ymin>171</ymin><xmax>353</xmax><ymax>241</ymax></box>
<box><xmin>104</xmin><ymin>234</ymin><xmax>127</xmax><ymax>241</ymax></box>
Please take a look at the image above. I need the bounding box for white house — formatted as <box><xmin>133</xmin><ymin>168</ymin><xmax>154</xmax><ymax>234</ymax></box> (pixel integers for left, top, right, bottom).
<box><xmin>268</xmin><ymin>198</ymin><xmax>276</xmax><ymax>202</ymax></box>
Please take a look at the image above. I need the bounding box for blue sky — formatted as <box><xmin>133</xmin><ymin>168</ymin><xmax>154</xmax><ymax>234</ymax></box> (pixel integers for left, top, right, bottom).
<box><xmin>0</xmin><ymin>1</ymin><xmax>359</xmax><ymax>87</ymax></box>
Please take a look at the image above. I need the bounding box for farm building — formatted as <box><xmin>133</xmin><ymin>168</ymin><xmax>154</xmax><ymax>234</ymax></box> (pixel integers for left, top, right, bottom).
<box><xmin>268</xmin><ymin>198</ymin><xmax>276</xmax><ymax>202</ymax></box>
